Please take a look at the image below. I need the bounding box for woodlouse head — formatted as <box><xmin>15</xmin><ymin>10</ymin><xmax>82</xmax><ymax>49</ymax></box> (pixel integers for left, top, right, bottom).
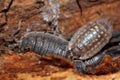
<box><xmin>18</xmin><ymin>32</ymin><xmax>36</xmax><ymax>53</ymax></box>
<box><xmin>94</xmin><ymin>18</ymin><xmax>113</xmax><ymax>37</ymax></box>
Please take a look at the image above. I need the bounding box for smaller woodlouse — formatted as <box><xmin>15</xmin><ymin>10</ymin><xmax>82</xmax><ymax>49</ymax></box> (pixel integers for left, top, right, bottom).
<box><xmin>17</xmin><ymin>18</ymin><xmax>115</xmax><ymax>73</ymax></box>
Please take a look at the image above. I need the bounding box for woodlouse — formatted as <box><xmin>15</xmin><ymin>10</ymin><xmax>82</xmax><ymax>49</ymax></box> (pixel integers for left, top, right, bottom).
<box><xmin>68</xmin><ymin>18</ymin><xmax>113</xmax><ymax>60</ymax></box>
<box><xmin>19</xmin><ymin>32</ymin><xmax>69</xmax><ymax>57</ymax></box>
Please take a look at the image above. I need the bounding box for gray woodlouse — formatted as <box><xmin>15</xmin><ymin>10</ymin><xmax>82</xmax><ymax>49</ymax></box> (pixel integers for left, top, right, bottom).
<box><xmin>19</xmin><ymin>32</ymin><xmax>69</xmax><ymax>57</ymax></box>
<box><xmin>18</xmin><ymin>18</ymin><xmax>113</xmax><ymax>73</ymax></box>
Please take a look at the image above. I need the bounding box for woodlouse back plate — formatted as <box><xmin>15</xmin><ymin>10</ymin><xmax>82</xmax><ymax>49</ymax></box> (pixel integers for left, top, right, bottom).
<box><xmin>69</xmin><ymin>18</ymin><xmax>113</xmax><ymax>60</ymax></box>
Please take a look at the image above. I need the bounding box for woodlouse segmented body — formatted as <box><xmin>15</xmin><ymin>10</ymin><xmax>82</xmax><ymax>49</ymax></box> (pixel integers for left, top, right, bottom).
<box><xmin>69</xmin><ymin>18</ymin><xmax>113</xmax><ymax>60</ymax></box>
<box><xmin>19</xmin><ymin>32</ymin><xmax>69</xmax><ymax>57</ymax></box>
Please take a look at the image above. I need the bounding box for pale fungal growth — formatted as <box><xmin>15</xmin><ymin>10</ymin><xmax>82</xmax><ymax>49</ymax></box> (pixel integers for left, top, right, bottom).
<box><xmin>41</xmin><ymin>0</ymin><xmax>60</xmax><ymax>29</ymax></box>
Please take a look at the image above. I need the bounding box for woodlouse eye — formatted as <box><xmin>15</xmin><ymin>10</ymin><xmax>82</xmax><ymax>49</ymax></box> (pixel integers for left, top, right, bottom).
<box><xmin>23</xmin><ymin>46</ymin><xmax>31</xmax><ymax>52</ymax></box>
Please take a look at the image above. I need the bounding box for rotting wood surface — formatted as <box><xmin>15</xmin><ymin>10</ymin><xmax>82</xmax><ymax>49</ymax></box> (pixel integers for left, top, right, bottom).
<box><xmin>0</xmin><ymin>0</ymin><xmax>120</xmax><ymax>80</ymax></box>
